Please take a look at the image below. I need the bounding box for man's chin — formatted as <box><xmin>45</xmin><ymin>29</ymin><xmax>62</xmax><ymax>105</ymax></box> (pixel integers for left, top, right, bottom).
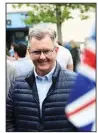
<box><xmin>36</xmin><ymin>66</ymin><xmax>50</xmax><ymax>76</ymax></box>
<box><xmin>37</xmin><ymin>65</ymin><xmax>50</xmax><ymax>70</ymax></box>
<box><xmin>38</xmin><ymin>66</ymin><xmax>49</xmax><ymax>71</ymax></box>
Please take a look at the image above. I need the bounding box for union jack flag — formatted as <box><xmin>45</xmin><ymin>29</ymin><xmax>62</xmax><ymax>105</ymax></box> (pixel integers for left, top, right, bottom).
<box><xmin>65</xmin><ymin>27</ymin><xmax>96</xmax><ymax>131</ymax></box>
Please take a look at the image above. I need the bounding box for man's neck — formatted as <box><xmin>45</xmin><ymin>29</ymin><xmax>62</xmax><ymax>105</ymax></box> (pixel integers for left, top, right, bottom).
<box><xmin>16</xmin><ymin>56</ymin><xmax>26</xmax><ymax>60</ymax></box>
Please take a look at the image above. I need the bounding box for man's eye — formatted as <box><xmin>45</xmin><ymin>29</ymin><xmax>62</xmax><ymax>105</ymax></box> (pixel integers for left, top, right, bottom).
<box><xmin>33</xmin><ymin>51</ymin><xmax>40</xmax><ymax>55</ymax></box>
<box><xmin>43</xmin><ymin>50</ymin><xmax>50</xmax><ymax>54</ymax></box>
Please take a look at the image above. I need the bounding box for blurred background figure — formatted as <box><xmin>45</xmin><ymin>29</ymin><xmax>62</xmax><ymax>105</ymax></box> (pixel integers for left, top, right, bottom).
<box><xmin>7</xmin><ymin>43</ymin><xmax>16</xmax><ymax>62</ymax></box>
<box><xmin>69</xmin><ymin>40</ymin><xmax>80</xmax><ymax>72</ymax></box>
<box><xmin>64</xmin><ymin>41</ymin><xmax>72</xmax><ymax>51</ymax></box>
<box><xmin>12</xmin><ymin>42</ymin><xmax>33</xmax><ymax>76</ymax></box>
<box><xmin>56</xmin><ymin>41</ymin><xmax>73</xmax><ymax>71</ymax></box>
<box><xmin>51</xmin><ymin>29</ymin><xmax>73</xmax><ymax>71</ymax></box>
<box><xmin>9</xmin><ymin>43</ymin><xmax>15</xmax><ymax>57</ymax></box>
<box><xmin>7</xmin><ymin>60</ymin><xmax>18</xmax><ymax>95</ymax></box>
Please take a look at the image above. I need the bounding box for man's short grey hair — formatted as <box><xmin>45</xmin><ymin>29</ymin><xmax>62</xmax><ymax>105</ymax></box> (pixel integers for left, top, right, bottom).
<box><xmin>28</xmin><ymin>27</ymin><xmax>56</xmax><ymax>45</ymax></box>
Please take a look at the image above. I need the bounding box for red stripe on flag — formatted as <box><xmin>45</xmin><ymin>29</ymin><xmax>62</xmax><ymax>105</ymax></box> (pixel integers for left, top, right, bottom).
<box><xmin>66</xmin><ymin>98</ymin><xmax>96</xmax><ymax>117</ymax></box>
<box><xmin>83</xmin><ymin>49</ymin><xmax>96</xmax><ymax>69</ymax></box>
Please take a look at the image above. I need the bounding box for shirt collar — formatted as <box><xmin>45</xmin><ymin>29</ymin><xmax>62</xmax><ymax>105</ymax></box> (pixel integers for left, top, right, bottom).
<box><xmin>34</xmin><ymin>63</ymin><xmax>56</xmax><ymax>82</ymax></box>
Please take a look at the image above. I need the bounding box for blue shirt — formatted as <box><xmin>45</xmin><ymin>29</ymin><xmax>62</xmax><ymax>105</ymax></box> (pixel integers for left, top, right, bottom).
<box><xmin>34</xmin><ymin>63</ymin><xmax>56</xmax><ymax>110</ymax></box>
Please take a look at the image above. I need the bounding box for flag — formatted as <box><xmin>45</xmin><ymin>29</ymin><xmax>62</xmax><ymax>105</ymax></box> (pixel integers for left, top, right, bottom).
<box><xmin>65</xmin><ymin>27</ymin><xmax>96</xmax><ymax>131</ymax></box>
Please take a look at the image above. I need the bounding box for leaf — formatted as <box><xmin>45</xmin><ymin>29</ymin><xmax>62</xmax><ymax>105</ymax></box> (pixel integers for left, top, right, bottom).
<box><xmin>80</xmin><ymin>14</ymin><xmax>89</xmax><ymax>20</ymax></box>
<box><xmin>12</xmin><ymin>4</ymin><xmax>16</xmax><ymax>9</ymax></box>
<box><xmin>26</xmin><ymin>4</ymin><xmax>30</xmax><ymax>7</ymax></box>
<box><xmin>17</xmin><ymin>4</ymin><xmax>23</xmax><ymax>8</ymax></box>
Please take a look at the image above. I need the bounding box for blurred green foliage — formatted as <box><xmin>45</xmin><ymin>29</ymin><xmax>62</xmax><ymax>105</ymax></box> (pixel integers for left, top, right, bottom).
<box><xmin>12</xmin><ymin>3</ymin><xmax>96</xmax><ymax>42</ymax></box>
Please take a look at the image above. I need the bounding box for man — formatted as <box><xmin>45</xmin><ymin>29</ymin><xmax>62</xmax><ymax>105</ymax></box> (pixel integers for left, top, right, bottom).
<box><xmin>13</xmin><ymin>42</ymin><xmax>33</xmax><ymax>76</ymax></box>
<box><xmin>56</xmin><ymin>43</ymin><xmax>73</xmax><ymax>70</ymax></box>
<box><xmin>6</xmin><ymin>28</ymin><xmax>77</xmax><ymax>132</ymax></box>
<box><xmin>69</xmin><ymin>40</ymin><xmax>80</xmax><ymax>71</ymax></box>
<box><xmin>9</xmin><ymin>43</ymin><xmax>14</xmax><ymax>57</ymax></box>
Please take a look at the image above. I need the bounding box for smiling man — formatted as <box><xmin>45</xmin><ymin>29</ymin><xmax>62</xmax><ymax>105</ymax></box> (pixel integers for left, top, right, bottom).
<box><xmin>6</xmin><ymin>27</ymin><xmax>78</xmax><ymax>132</ymax></box>
<box><xmin>29</xmin><ymin>33</ymin><xmax>58</xmax><ymax>76</ymax></box>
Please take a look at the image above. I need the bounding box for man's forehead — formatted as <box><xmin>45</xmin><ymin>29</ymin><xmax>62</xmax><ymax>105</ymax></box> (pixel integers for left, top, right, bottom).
<box><xmin>30</xmin><ymin>35</ymin><xmax>52</xmax><ymax>41</ymax></box>
<box><xmin>29</xmin><ymin>37</ymin><xmax>53</xmax><ymax>47</ymax></box>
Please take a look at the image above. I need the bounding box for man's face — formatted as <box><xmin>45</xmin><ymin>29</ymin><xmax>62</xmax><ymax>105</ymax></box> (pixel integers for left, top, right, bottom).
<box><xmin>29</xmin><ymin>35</ymin><xmax>58</xmax><ymax>76</ymax></box>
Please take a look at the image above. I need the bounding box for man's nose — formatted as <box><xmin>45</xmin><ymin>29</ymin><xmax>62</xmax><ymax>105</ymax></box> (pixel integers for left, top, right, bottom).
<box><xmin>39</xmin><ymin>52</ymin><xmax>46</xmax><ymax>59</ymax></box>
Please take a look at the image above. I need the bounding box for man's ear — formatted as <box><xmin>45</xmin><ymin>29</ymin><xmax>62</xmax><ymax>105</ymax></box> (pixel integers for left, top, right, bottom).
<box><xmin>14</xmin><ymin>52</ymin><xmax>18</xmax><ymax>59</ymax></box>
<box><xmin>55</xmin><ymin>46</ymin><xmax>59</xmax><ymax>53</ymax></box>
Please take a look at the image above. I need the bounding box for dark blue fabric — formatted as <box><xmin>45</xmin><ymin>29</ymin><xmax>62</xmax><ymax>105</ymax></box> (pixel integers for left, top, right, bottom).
<box><xmin>79</xmin><ymin>122</ymin><xmax>94</xmax><ymax>132</ymax></box>
<box><xmin>6</xmin><ymin>63</ymin><xmax>78</xmax><ymax>132</ymax></box>
<box><xmin>67</xmin><ymin>73</ymin><xmax>95</xmax><ymax>103</ymax></box>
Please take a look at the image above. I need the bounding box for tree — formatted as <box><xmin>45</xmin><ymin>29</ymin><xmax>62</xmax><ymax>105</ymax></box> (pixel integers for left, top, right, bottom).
<box><xmin>12</xmin><ymin>3</ymin><xmax>96</xmax><ymax>43</ymax></box>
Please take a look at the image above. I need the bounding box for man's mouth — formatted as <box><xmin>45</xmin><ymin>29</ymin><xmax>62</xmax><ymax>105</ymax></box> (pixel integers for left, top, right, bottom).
<box><xmin>38</xmin><ymin>61</ymin><xmax>48</xmax><ymax>65</ymax></box>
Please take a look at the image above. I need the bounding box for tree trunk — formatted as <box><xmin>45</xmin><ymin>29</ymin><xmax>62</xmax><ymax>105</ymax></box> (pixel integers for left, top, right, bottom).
<box><xmin>56</xmin><ymin>5</ymin><xmax>62</xmax><ymax>43</ymax></box>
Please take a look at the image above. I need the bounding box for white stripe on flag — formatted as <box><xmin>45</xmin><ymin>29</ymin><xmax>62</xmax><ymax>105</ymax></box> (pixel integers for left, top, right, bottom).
<box><xmin>68</xmin><ymin>103</ymin><xmax>95</xmax><ymax>129</ymax></box>
<box><xmin>65</xmin><ymin>88</ymin><xmax>95</xmax><ymax>114</ymax></box>
<box><xmin>77</xmin><ymin>64</ymin><xmax>95</xmax><ymax>81</ymax></box>
<box><xmin>86</xmin><ymin>39</ymin><xmax>95</xmax><ymax>53</ymax></box>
